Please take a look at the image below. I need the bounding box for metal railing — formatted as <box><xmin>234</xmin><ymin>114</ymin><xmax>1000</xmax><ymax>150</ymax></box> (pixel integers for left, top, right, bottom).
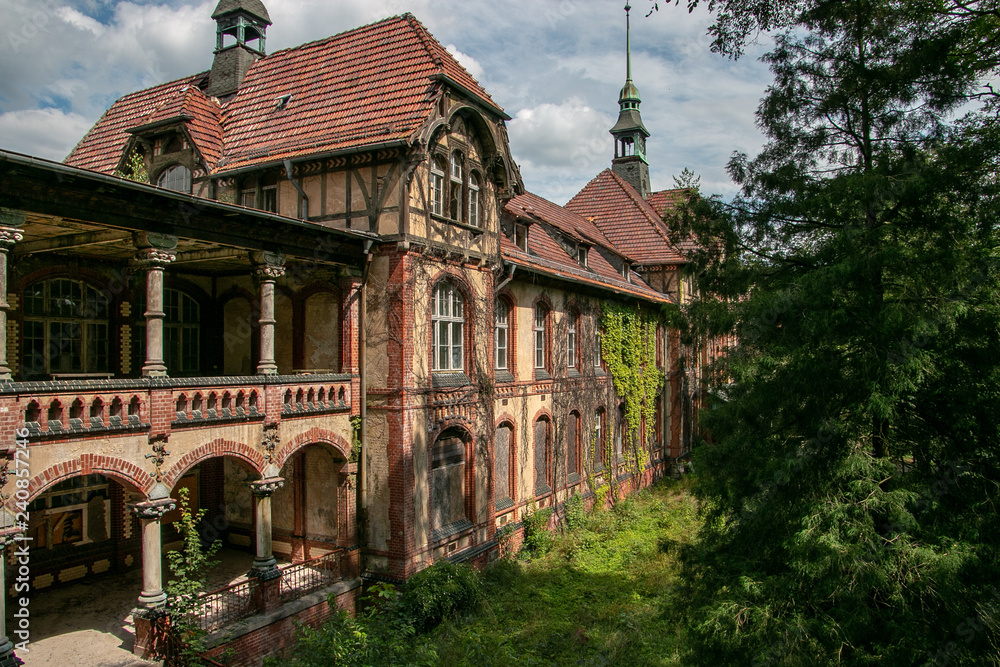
<box><xmin>191</xmin><ymin>577</ymin><xmax>258</xmax><ymax>634</ymax></box>
<box><xmin>278</xmin><ymin>549</ymin><xmax>344</xmax><ymax>604</ymax></box>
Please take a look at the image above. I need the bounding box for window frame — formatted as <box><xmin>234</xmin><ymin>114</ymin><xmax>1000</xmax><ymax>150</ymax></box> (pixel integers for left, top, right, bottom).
<box><xmin>469</xmin><ymin>172</ymin><xmax>481</xmax><ymax>228</ymax></box>
<box><xmin>431</xmin><ymin>157</ymin><xmax>446</xmax><ymax>217</ymax></box>
<box><xmin>494</xmin><ymin>298</ymin><xmax>509</xmax><ymax>371</ymax></box>
<box><xmin>23</xmin><ymin>278</ymin><xmax>111</xmax><ymax>379</ymax></box>
<box><xmin>567</xmin><ymin>311</ymin><xmax>578</xmax><ymax>370</ymax></box>
<box><xmin>429</xmin><ymin>429</ymin><xmax>471</xmax><ymax>536</ymax></box>
<box><xmin>533</xmin><ymin>302</ymin><xmax>549</xmax><ymax>371</ymax></box>
<box><xmin>431</xmin><ymin>281</ymin><xmax>465</xmax><ymax>373</ymax></box>
<box><xmin>156</xmin><ymin>164</ymin><xmax>192</xmax><ymax>193</ymax></box>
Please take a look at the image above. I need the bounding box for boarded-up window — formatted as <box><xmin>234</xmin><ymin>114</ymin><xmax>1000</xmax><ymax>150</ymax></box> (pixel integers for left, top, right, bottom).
<box><xmin>495</xmin><ymin>424</ymin><xmax>512</xmax><ymax>504</ymax></box>
<box><xmin>431</xmin><ymin>432</ymin><xmax>466</xmax><ymax>532</ymax></box>
<box><xmin>568</xmin><ymin>412</ymin><xmax>580</xmax><ymax>476</ymax></box>
<box><xmin>534</xmin><ymin>418</ymin><xmax>550</xmax><ymax>495</ymax></box>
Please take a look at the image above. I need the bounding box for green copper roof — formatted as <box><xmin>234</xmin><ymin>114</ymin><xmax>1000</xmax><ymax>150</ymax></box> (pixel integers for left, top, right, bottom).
<box><xmin>619</xmin><ymin>79</ymin><xmax>641</xmax><ymax>104</ymax></box>
<box><xmin>212</xmin><ymin>0</ymin><xmax>271</xmax><ymax>24</ymax></box>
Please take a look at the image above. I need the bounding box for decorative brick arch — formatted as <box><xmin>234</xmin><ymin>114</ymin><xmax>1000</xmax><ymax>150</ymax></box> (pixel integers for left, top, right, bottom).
<box><xmin>274</xmin><ymin>427</ymin><xmax>351</xmax><ymax>470</ymax></box>
<box><xmin>15</xmin><ymin>454</ymin><xmax>153</xmax><ymax>511</ymax></box>
<box><xmin>162</xmin><ymin>439</ymin><xmax>265</xmax><ymax>489</ymax></box>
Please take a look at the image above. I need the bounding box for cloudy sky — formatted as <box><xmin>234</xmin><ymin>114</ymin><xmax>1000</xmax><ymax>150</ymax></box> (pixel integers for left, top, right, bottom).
<box><xmin>0</xmin><ymin>0</ymin><xmax>773</xmax><ymax>204</ymax></box>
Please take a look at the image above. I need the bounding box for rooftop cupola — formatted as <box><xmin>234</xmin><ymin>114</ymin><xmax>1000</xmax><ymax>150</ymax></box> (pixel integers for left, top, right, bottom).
<box><xmin>205</xmin><ymin>0</ymin><xmax>272</xmax><ymax>99</ymax></box>
<box><xmin>610</xmin><ymin>2</ymin><xmax>651</xmax><ymax>198</ymax></box>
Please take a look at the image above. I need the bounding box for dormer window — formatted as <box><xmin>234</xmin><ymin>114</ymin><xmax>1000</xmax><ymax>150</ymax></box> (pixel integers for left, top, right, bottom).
<box><xmin>514</xmin><ymin>223</ymin><xmax>528</xmax><ymax>252</ymax></box>
<box><xmin>157</xmin><ymin>164</ymin><xmax>192</xmax><ymax>193</ymax></box>
<box><xmin>276</xmin><ymin>94</ymin><xmax>292</xmax><ymax>110</ymax></box>
<box><xmin>578</xmin><ymin>246</ymin><xmax>589</xmax><ymax>268</ymax></box>
<box><xmin>621</xmin><ymin>262</ymin><xmax>630</xmax><ymax>281</ymax></box>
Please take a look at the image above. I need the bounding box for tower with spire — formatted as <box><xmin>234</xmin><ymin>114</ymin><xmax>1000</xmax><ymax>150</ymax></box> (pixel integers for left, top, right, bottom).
<box><xmin>610</xmin><ymin>2</ymin><xmax>651</xmax><ymax>198</ymax></box>
<box><xmin>205</xmin><ymin>0</ymin><xmax>272</xmax><ymax>99</ymax></box>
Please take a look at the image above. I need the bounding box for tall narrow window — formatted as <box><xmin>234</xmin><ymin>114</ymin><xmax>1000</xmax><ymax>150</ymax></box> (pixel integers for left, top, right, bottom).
<box><xmin>432</xmin><ymin>282</ymin><xmax>464</xmax><ymax>371</ymax></box>
<box><xmin>594</xmin><ymin>329</ymin><xmax>603</xmax><ymax>368</ymax></box>
<box><xmin>431</xmin><ymin>158</ymin><xmax>445</xmax><ymax>216</ymax></box>
<box><xmin>23</xmin><ymin>279</ymin><xmax>110</xmax><ymax>379</ymax></box>
<box><xmin>163</xmin><ymin>289</ymin><xmax>200</xmax><ymax>375</ymax></box>
<box><xmin>495</xmin><ymin>299</ymin><xmax>509</xmax><ymax>371</ymax></box>
<box><xmin>514</xmin><ymin>223</ymin><xmax>528</xmax><ymax>252</ymax></box>
<box><xmin>534</xmin><ymin>417</ymin><xmax>550</xmax><ymax>495</ymax></box>
<box><xmin>431</xmin><ymin>429</ymin><xmax>467</xmax><ymax>533</ymax></box>
<box><xmin>595</xmin><ymin>409</ymin><xmax>606</xmax><ymax>467</ymax></box>
<box><xmin>494</xmin><ymin>423</ymin><xmax>514</xmax><ymax>508</ymax></box>
<box><xmin>534</xmin><ymin>304</ymin><xmax>548</xmax><ymax>370</ymax></box>
<box><xmin>568</xmin><ymin>410</ymin><xmax>580</xmax><ymax>478</ymax></box>
<box><xmin>450</xmin><ymin>152</ymin><xmax>463</xmax><ymax>220</ymax></box>
<box><xmin>567</xmin><ymin>314</ymin><xmax>577</xmax><ymax>369</ymax></box>
<box><xmin>469</xmin><ymin>173</ymin><xmax>481</xmax><ymax>227</ymax></box>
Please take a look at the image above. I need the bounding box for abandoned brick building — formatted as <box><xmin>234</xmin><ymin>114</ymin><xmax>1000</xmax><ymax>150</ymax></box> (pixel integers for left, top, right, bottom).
<box><xmin>0</xmin><ymin>1</ymin><xmax>706</xmax><ymax>664</ymax></box>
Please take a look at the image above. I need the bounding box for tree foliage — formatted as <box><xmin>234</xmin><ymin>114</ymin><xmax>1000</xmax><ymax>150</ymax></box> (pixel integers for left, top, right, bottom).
<box><xmin>668</xmin><ymin>0</ymin><xmax>1000</xmax><ymax>664</ymax></box>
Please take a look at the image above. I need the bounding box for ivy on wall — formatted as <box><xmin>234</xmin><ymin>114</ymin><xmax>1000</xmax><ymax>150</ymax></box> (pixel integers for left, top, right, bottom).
<box><xmin>600</xmin><ymin>303</ymin><xmax>663</xmax><ymax>477</ymax></box>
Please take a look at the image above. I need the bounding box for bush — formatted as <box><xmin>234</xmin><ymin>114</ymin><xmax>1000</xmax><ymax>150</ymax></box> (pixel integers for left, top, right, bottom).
<box><xmin>520</xmin><ymin>505</ymin><xmax>553</xmax><ymax>557</ymax></box>
<box><xmin>398</xmin><ymin>561</ymin><xmax>484</xmax><ymax>632</ymax></box>
<box><xmin>564</xmin><ymin>492</ymin><xmax>585</xmax><ymax>530</ymax></box>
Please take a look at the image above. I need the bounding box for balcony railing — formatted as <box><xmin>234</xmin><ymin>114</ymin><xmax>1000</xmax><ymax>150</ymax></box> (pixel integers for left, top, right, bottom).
<box><xmin>3</xmin><ymin>373</ymin><xmax>354</xmax><ymax>441</ymax></box>
<box><xmin>192</xmin><ymin>577</ymin><xmax>258</xmax><ymax>634</ymax></box>
<box><xmin>278</xmin><ymin>549</ymin><xmax>344</xmax><ymax>605</ymax></box>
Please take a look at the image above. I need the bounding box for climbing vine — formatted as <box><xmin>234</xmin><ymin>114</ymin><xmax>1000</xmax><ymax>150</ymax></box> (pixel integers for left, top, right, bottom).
<box><xmin>600</xmin><ymin>303</ymin><xmax>663</xmax><ymax>479</ymax></box>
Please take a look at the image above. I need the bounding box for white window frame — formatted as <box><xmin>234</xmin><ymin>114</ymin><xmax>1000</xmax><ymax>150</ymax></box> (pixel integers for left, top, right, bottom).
<box><xmin>432</xmin><ymin>282</ymin><xmax>464</xmax><ymax>372</ymax></box>
<box><xmin>469</xmin><ymin>172</ymin><xmax>481</xmax><ymax>228</ymax></box>
<box><xmin>431</xmin><ymin>158</ymin><xmax>445</xmax><ymax>216</ymax></box>
<box><xmin>495</xmin><ymin>299</ymin><xmax>509</xmax><ymax>370</ymax></box>
<box><xmin>567</xmin><ymin>314</ymin><xmax>577</xmax><ymax>369</ymax></box>
<box><xmin>534</xmin><ymin>304</ymin><xmax>547</xmax><ymax>370</ymax></box>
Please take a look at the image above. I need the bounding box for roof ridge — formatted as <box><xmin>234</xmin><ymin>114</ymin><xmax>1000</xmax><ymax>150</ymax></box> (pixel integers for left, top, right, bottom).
<box><xmin>117</xmin><ymin>72</ymin><xmax>207</xmax><ymax>103</ymax></box>
<box><xmin>262</xmin><ymin>13</ymin><xmax>413</xmax><ymax>59</ymax></box>
<box><xmin>405</xmin><ymin>13</ymin><xmax>444</xmax><ymax>68</ymax></box>
<box><xmin>607</xmin><ymin>169</ymin><xmax>675</xmax><ymax>245</ymax></box>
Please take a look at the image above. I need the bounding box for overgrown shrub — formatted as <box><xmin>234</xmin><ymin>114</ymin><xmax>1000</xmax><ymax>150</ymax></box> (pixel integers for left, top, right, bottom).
<box><xmin>520</xmin><ymin>505</ymin><xmax>553</xmax><ymax>557</ymax></box>
<box><xmin>397</xmin><ymin>561</ymin><xmax>484</xmax><ymax>632</ymax></box>
<box><xmin>564</xmin><ymin>492</ymin><xmax>585</xmax><ymax>530</ymax></box>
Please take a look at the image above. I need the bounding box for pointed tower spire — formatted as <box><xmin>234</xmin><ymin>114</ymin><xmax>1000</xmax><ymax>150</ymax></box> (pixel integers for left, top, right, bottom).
<box><xmin>611</xmin><ymin>2</ymin><xmax>651</xmax><ymax>197</ymax></box>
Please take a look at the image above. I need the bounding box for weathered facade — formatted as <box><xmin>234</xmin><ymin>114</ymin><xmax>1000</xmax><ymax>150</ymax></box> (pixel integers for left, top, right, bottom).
<box><xmin>0</xmin><ymin>2</ymin><xmax>709</xmax><ymax>665</ymax></box>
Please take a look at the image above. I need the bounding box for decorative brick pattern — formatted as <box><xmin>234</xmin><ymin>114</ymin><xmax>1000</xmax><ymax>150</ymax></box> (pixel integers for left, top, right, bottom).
<box><xmin>161</xmin><ymin>438</ymin><xmax>266</xmax><ymax>489</ymax></box>
<box><xmin>274</xmin><ymin>427</ymin><xmax>352</xmax><ymax>469</ymax></box>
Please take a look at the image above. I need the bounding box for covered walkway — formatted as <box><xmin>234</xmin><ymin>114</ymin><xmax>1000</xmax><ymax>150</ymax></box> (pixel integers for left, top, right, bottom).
<box><xmin>18</xmin><ymin>549</ymin><xmax>260</xmax><ymax>667</ymax></box>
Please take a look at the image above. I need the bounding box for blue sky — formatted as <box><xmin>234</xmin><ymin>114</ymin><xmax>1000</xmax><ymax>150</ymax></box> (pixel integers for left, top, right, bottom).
<box><xmin>0</xmin><ymin>0</ymin><xmax>773</xmax><ymax>204</ymax></box>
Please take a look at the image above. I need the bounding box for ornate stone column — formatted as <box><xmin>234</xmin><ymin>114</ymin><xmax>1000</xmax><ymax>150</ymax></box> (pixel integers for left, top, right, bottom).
<box><xmin>130</xmin><ymin>484</ymin><xmax>175</xmax><ymax>658</ymax></box>
<box><xmin>134</xmin><ymin>233</ymin><xmax>178</xmax><ymax>378</ymax></box>
<box><xmin>253</xmin><ymin>252</ymin><xmax>285</xmax><ymax>375</ymax></box>
<box><xmin>249</xmin><ymin>476</ymin><xmax>284</xmax><ymax>579</ymax></box>
<box><xmin>0</xmin><ymin>524</ymin><xmax>24</xmax><ymax>667</ymax></box>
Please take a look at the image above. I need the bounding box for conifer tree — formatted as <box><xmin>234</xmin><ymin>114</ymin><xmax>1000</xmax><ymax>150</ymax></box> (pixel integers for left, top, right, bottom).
<box><xmin>668</xmin><ymin>1</ymin><xmax>1000</xmax><ymax>663</ymax></box>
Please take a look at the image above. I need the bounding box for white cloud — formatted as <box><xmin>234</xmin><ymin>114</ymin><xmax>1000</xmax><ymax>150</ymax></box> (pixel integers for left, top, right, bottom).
<box><xmin>0</xmin><ymin>108</ymin><xmax>93</xmax><ymax>161</ymax></box>
<box><xmin>0</xmin><ymin>0</ymin><xmax>774</xmax><ymax>202</ymax></box>
<box><xmin>445</xmin><ymin>44</ymin><xmax>484</xmax><ymax>81</ymax></box>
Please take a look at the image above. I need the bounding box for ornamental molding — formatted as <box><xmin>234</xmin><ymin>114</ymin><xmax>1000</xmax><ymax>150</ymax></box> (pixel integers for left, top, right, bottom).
<box><xmin>131</xmin><ymin>497</ymin><xmax>176</xmax><ymax>520</ymax></box>
<box><xmin>0</xmin><ymin>226</ymin><xmax>24</xmax><ymax>249</ymax></box>
<box><xmin>250</xmin><ymin>477</ymin><xmax>284</xmax><ymax>497</ymax></box>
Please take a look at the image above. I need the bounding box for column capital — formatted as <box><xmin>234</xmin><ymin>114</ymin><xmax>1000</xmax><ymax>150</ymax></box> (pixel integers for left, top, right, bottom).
<box><xmin>250</xmin><ymin>477</ymin><xmax>285</xmax><ymax>497</ymax></box>
<box><xmin>0</xmin><ymin>208</ymin><xmax>26</xmax><ymax>229</ymax></box>
<box><xmin>0</xmin><ymin>526</ymin><xmax>23</xmax><ymax>550</ymax></box>
<box><xmin>252</xmin><ymin>251</ymin><xmax>286</xmax><ymax>279</ymax></box>
<box><xmin>133</xmin><ymin>247</ymin><xmax>176</xmax><ymax>267</ymax></box>
<box><xmin>131</xmin><ymin>497</ymin><xmax>176</xmax><ymax>520</ymax></box>
<box><xmin>0</xmin><ymin>226</ymin><xmax>23</xmax><ymax>251</ymax></box>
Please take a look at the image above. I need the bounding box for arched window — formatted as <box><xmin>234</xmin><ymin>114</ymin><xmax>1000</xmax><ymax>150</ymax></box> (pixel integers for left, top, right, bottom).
<box><xmin>431</xmin><ymin>428</ymin><xmax>468</xmax><ymax>534</ymax></box>
<box><xmin>156</xmin><ymin>164</ymin><xmax>191</xmax><ymax>193</ymax></box>
<box><xmin>534</xmin><ymin>416</ymin><xmax>551</xmax><ymax>496</ymax></box>
<box><xmin>431</xmin><ymin>158</ymin><xmax>446</xmax><ymax>217</ymax></box>
<box><xmin>494</xmin><ymin>422</ymin><xmax>514</xmax><ymax>509</ymax></box>
<box><xmin>23</xmin><ymin>278</ymin><xmax>110</xmax><ymax>379</ymax></box>
<box><xmin>449</xmin><ymin>152</ymin><xmax>463</xmax><ymax>220</ymax></box>
<box><xmin>567</xmin><ymin>311</ymin><xmax>578</xmax><ymax>370</ymax></box>
<box><xmin>533</xmin><ymin>303</ymin><xmax>549</xmax><ymax>372</ymax></box>
<box><xmin>568</xmin><ymin>410</ymin><xmax>581</xmax><ymax>478</ymax></box>
<box><xmin>469</xmin><ymin>172</ymin><xmax>481</xmax><ymax>228</ymax></box>
<box><xmin>494</xmin><ymin>299</ymin><xmax>509</xmax><ymax>371</ymax></box>
<box><xmin>432</xmin><ymin>281</ymin><xmax>464</xmax><ymax>372</ymax></box>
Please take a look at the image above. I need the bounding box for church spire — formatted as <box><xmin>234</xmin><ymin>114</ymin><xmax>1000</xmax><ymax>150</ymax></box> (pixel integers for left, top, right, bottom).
<box><xmin>611</xmin><ymin>2</ymin><xmax>651</xmax><ymax>197</ymax></box>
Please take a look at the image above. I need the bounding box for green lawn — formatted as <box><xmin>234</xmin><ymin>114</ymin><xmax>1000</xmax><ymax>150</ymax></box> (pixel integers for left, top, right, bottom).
<box><xmin>428</xmin><ymin>478</ymin><xmax>700</xmax><ymax>666</ymax></box>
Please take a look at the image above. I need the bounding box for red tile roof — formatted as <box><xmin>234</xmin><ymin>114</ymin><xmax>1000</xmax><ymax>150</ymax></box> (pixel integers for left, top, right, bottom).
<box><xmin>67</xmin><ymin>14</ymin><xmax>502</xmax><ymax>175</ymax></box>
<box><xmin>65</xmin><ymin>74</ymin><xmax>206</xmax><ymax>174</ymax></box>
<box><xmin>507</xmin><ymin>191</ymin><xmax>617</xmax><ymax>254</ymax></box>
<box><xmin>502</xmin><ymin>193</ymin><xmax>669</xmax><ymax>304</ymax></box>
<box><xmin>646</xmin><ymin>188</ymin><xmax>688</xmax><ymax>218</ymax></box>
<box><xmin>565</xmin><ymin>169</ymin><xmax>688</xmax><ymax>266</ymax></box>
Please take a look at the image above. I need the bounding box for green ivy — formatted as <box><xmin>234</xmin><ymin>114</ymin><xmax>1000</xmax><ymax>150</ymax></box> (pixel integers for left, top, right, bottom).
<box><xmin>600</xmin><ymin>303</ymin><xmax>663</xmax><ymax>478</ymax></box>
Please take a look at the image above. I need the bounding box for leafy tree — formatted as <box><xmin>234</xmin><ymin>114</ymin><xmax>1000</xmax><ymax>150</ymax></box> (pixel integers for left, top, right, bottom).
<box><xmin>666</xmin><ymin>0</ymin><xmax>1000</xmax><ymax>664</ymax></box>
<box><xmin>114</xmin><ymin>148</ymin><xmax>149</xmax><ymax>183</ymax></box>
